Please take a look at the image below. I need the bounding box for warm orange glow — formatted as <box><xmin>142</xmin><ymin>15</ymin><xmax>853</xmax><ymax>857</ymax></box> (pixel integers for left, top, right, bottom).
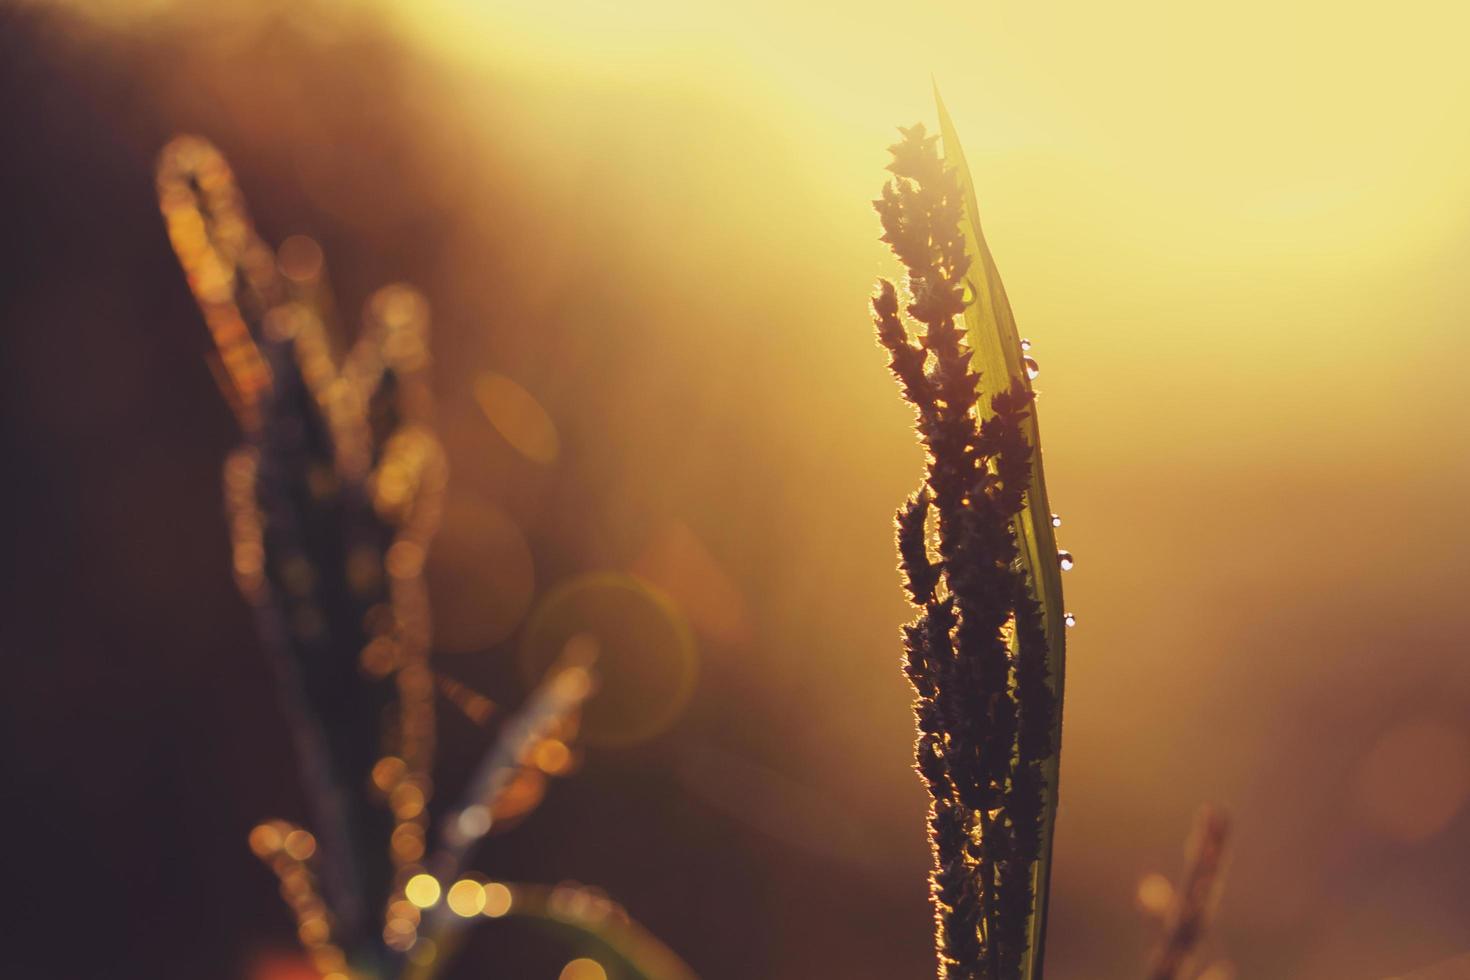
<box><xmin>490</xmin><ymin>768</ymin><xmax>547</xmax><ymax>822</ymax></box>
<box><xmin>389</xmin><ymin>781</ymin><xmax>426</xmax><ymax>820</ymax></box>
<box><xmin>481</xmin><ymin>882</ymin><xmax>513</xmax><ymax>918</ymax></box>
<box><xmin>445</xmin><ymin>878</ymin><xmax>487</xmax><ymax>917</ymax></box>
<box><xmin>248</xmin><ymin>822</ymin><xmax>283</xmax><ymax>857</ymax></box>
<box><xmin>532</xmin><ymin>738</ymin><xmax>573</xmax><ymax>775</ymax></box>
<box><xmin>281</xmin><ymin>829</ymin><xmax>316</xmax><ymax>861</ymax></box>
<box><xmin>390</xmin><ymin>823</ymin><xmax>426</xmax><ymax>863</ymax></box>
<box><xmin>558</xmin><ymin>958</ymin><xmax>608</xmax><ymax>980</ymax></box>
<box><xmin>1135</xmin><ymin>873</ymin><xmax>1174</xmax><ymax>919</ymax></box>
<box><xmin>372</xmin><ymin>756</ymin><xmax>407</xmax><ymax>793</ymax></box>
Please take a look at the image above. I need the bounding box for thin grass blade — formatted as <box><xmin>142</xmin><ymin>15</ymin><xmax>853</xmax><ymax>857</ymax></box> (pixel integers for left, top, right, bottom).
<box><xmin>934</xmin><ymin>85</ymin><xmax>1067</xmax><ymax>980</ymax></box>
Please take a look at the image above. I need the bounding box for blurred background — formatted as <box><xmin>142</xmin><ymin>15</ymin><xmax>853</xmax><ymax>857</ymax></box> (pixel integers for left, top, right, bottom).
<box><xmin>2</xmin><ymin>1</ymin><xmax>1469</xmax><ymax>977</ymax></box>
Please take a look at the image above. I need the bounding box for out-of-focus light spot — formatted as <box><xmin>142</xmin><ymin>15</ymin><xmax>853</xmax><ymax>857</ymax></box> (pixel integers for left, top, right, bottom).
<box><xmin>359</xmin><ymin>638</ymin><xmax>397</xmax><ymax>677</ymax></box>
<box><xmin>426</xmin><ymin>492</ymin><xmax>535</xmax><ymax>653</ymax></box>
<box><xmin>559</xmin><ymin>957</ymin><xmax>608</xmax><ymax>980</ymax></box>
<box><xmin>375</xmin><ymin>464</ymin><xmax>413</xmax><ymax>514</ymax></box>
<box><xmin>279</xmin><ymin>869</ymin><xmax>313</xmax><ymax>901</ymax></box>
<box><xmin>481</xmin><ymin>882</ymin><xmax>513</xmax><ymax>918</ymax></box>
<box><xmin>457</xmin><ymin>804</ymin><xmax>492</xmax><ymax>839</ymax></box>
<box><xmin>1135</xmin><ymin>872</ymin><xmax>1174</xmax><ymax>918</ymax></box>
<box><xmin>388</xmin><ymin>900</ymin><xmax>421</xmax><ymax>928</ymax></box>
<box><xmin>373</xmin><ymin>756</ymin><xmax>407</xmax><ymax>793</ymax></box>
<box><xmin>249</xmin><ymin>822</ymin><xmax>284</xmax><ymax>857</ymax></box>
<box><xmin>297</xmin><ymin>915</ymin><xmax>329</xmax><ymax>946</ymax></box>
<box><xmin>366</xmin><ymin>284</ymin><xmax>431</xmax><ymax>372</ymax></box>
<box><xmin>632</xmin><ymin>519</ymin><xmax>750</xmax><ymax>645</ymax></box>
<box><xmin>520</xmin><ymin>573</ymin><xmax>697</xmax><ymax>746</ymax></box>
<box><xmin>390</xmin><ymin>781</ymin><xmax>427</xmax><ymax>819</ymax></box>
<box><xmin>405</xmin><ymin>873</ymin><xmax>442</xmax><ymax>909</ymax></box>
<box><xmin>446</xmin><ymin>878</ymin><xmax>487</xmax><ymax>917</ymax></box>
<box><xmin>277</xmin><ymin>235</ymin><xmax>325</xmax><ymax>283</ymax></box>
<box><xmin>392</xmin><ymin>822</ymin><xmax>426</xmax><ymax>862</ymax></box>
<box><xmin>372</xmin><ymin>284</ymin><xmax>427</xmax><ymax>333</ymax></box>
<box><xmin>474</xmin><ymin>372</ymin><xmax>560</xmax><ymax>465</ymax></box>
<box><xmin>386</xmin><ymin>540</ymin><xmax>427</xmax><ymax>580</ymax></box>
<box><xmin>1355</xmin><ymin>718</ymin><xmax>1470</xmax><ymax>842</ymax></box>
<box><xmin>492</xmin><ymin>769</ymin><xmax>548</xmax><ymax>823</ymax></box>
<box><xmin>383</xmin><ymin>911</ymin><xmax>418</xmax><ymax>951</ymax></box>
<box><xmin>282</xmin><ymin>829</ymin><xmax>317</xmax><ymax>861</ymax></box>
<box><xmin>533</xmin><ymin>738</ymin><xmax>574</xmax><ymax>775</ymax></box>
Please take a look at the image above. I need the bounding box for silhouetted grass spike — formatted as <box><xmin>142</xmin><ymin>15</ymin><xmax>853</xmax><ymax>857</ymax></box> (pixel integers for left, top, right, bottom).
<box><xmin>872</xmin><ymin>120</ymin><xmax>1064</xmax><ymax>979</ymax></box>
<box><xmin>897</xmin><ymin>491</ymin><xmax>940</xmax><ymax>606</ymax></box>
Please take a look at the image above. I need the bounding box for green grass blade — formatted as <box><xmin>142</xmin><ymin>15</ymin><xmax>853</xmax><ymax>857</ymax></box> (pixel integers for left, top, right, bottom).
<box><xmin>934</xmin><ymin>84</ymin><xmax>1067</xmax><ymax>980</ymax></box>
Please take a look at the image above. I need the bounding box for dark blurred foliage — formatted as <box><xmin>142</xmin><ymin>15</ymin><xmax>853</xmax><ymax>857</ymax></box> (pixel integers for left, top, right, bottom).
<box><xmin>0</xmin><ymin>4</ymin><xmax>824</xmax><ymax>977</ymax></box>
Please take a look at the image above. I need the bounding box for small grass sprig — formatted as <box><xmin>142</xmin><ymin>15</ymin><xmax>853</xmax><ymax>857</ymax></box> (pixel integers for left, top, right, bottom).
<box><xmin>1145</xmin><ymin>808</ymin><xmax>1231</xmax><ymax>980</ymax></box>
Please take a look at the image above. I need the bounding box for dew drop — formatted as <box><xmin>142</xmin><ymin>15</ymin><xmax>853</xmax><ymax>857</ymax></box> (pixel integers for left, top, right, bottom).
<box><xmin>1023</xmin><ymin>355</ymin><xmax>1040</xmax><ymax>380</ymax></box>
<box><xmin>1063</xmin><ymin>613</ymin><xmax>1077</xmax><ymax>628</ymax></box>
<box><xmin>1058</xmin><ymin>550</ymin><xmax>1075</xmax><ymax>572</ymax></box>
<box><xmin>1050</xmin><ymin>513</ymin><xmax>1062</xmax><ymax>528</ymax></box>
<box><xmin>1020</xmin><ymin>338</ymin><xmax>1032</xmax><ymax>351</ymax></box>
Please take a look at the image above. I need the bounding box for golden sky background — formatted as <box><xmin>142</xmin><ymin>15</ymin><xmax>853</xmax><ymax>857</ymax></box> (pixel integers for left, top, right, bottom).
<box><xmin>41</xmin><ymin>1</ymin><xmax>1470</xmax><ymax>976</ymax></box>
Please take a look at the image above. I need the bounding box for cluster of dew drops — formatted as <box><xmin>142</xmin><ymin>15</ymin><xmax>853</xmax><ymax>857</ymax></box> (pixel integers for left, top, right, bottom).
<box><xmin>1022</xmin><ymin>337</ymin><xmax>1076</xmax><ymax>631</ymax></box>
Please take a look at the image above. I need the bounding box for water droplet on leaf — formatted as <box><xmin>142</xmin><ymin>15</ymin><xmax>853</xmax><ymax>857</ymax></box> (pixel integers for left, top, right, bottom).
<box><xmin>1063</xmin><ymin>612</ymin><xmax>1077</xmax><ymax>628</ymax></box>
<box><xmin>1058</xmin><ymin>550</ymin><xmax>1075</xmax><ymax>572</ymax></box>
<box><xmin>1023</xmin><ymin>356</ymin><xmax>1040</xmax><ymax>380</ymax></box>
<box><xmin>1050</xmin><ymin>513</ymin><xmax>1062</xmax><ymax>528</ymax></box>
<box><xmin>1020</xmin><ymin>338</ymin><xmax>1032</xmax><ymax>351</ymax></box>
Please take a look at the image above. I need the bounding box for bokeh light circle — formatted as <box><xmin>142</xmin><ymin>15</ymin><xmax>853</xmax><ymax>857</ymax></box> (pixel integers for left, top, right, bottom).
<box><xmin>1354</xmin><ymin>718</ymin><xmax>1470</xmax><ymax>843</ymax></box>
<box><xmin>519</xmin><ymin>572</ymin><xmax>697</xmax><ymax>747</ymax></box>
<box><xmin>559</xmin><ymin>959</ymin><xmax>607</xmax><ymax>980</ymax></box>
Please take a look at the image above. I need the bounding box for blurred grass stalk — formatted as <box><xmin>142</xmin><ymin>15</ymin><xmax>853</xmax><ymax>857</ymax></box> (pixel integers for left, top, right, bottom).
<box><xmin>157</xmin><ymin>135</ymin><xmax>691</xmax><ymax>980</ymax></box>
<box><xmin>1145</xmin><ymin>808</ymin><xmax>1231</xmax><ymax>980</ymax></box>
<box><xmin>871</xmin><ymin>91</ymin><xmax>1068</xmax><ymax>979</ymax></box>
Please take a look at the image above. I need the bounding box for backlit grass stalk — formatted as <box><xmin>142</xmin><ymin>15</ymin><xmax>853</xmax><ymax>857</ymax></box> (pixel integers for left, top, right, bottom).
<box><xmin>161</xmin><ymin>136</ymin><xmax>447</xmax><ymax>973</ymax></box>
<box><xmin>158</xmin><ymin>136</ymin><xmax>687</xmax><ymax>980</ymax></box>
<box><xmin>1146</xmin><ymin>808</ymin><xmax>1231</xmax><ymax>980</ymax></box>
<box><xmin>872</xmin><ymin>120</ymin><xmax>1062</xmax><ymax>979</ymax></box>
